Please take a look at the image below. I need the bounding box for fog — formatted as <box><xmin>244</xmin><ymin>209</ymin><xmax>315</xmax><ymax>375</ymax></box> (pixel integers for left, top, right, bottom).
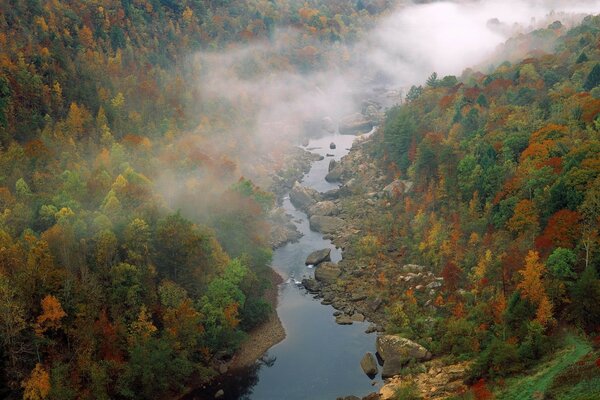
<box><xmin>161</xmin><ymin>0</ymin><xmax>600</xmax><ymax>212</ymax></box>
<box><xmin>365</xmin><ymin>0</ymin><xmax>600</xmax><ymax>85</ymax></box>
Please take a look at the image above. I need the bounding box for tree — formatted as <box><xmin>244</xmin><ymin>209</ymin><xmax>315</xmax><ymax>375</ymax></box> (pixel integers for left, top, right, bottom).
<box><xmin>35</xmin><ymin>295</ymin><xmax>67</xmax><ymax>336</ymax></box>
<box><xmin>517</xmin><ymin>251</ymin><xmax>546</xmax><ymax>305</ymax></box>
<box><xmin>547</xmin><ymin>248</ymin><xmax>577</xmax><ymax>280</ymax></box>
<box><xmin>517</xmin><ymin>251</ymin><xmax>554</xmax><ymax>327</ymax></box>
<box><xmin>507</xmin><ymin>199</ymin><xmax>539</xmax><ymax>238</ymax></box>
<box><xmin>583</xmin><ymin>63</ymin><xmax>600</xmax><ymax>91</ymax></box>
<box><xmin>0</xmin><ymin>76</ymin><xmax>10</xmax><ymax>129</ymax></box>
<box><xmin>570</xmin><ymin>265</ymin><xmax>600</xmax><ymax>330</ymax></box>
<box><xmin>22</xmin><ymin>364</ymin><xmax>50</xmax><ymax>400</ymax></box>
<box><xmin>579</xmin><ymin>183</ymin><xmax>600</xmax><ymax>269</ymax></box>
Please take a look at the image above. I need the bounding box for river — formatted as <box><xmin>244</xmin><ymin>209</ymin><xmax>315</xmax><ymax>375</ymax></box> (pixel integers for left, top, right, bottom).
<box><xmin>187</xmin><ymin>129</ymin><xmax>380</xmax><ymax>400</ymax></box>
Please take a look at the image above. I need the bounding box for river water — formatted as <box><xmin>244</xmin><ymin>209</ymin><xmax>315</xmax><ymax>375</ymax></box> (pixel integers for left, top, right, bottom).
<box><xmin>189</xmin><ymin>129</ymin><xmax>379</xmax><ymax>400</ymax></box>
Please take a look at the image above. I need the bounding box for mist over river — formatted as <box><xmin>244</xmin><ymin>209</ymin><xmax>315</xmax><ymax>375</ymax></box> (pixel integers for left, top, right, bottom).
<box><xmin>186</xmin><ymin>130</ymin><xmax>379</xmax><ymax>400</ymax></box>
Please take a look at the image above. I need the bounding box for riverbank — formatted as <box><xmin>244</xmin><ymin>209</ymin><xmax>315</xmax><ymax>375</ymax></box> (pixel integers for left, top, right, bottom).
<box><xmin>230</xmin><ymin>268</ymin><xmax>286</xmax><ymax>369</ymax></box>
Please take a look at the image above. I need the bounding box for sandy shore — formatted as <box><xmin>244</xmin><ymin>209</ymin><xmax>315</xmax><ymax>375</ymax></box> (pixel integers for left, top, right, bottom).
<box><xmin>230</xmin><ymin>267</ymin><xmax>286</xmax><ymax>368</ymax></box>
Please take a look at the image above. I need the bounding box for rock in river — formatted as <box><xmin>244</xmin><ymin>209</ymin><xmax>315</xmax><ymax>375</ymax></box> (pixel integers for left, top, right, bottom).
<box><xmin>290</xmin><ymin>181</ymin><xmax>321</xmax><ymax>212</ymax></box>
<box><xmin>330</xmin><ymin>142</ymin><xmax>336</xmax><ymax>149</ymax></box>
<box><xmin>360</xmin><ymin>352</ymin><xmax>378</xmax><ymax>377</ymax></box>
<box><xmin>308</xmin><ymin>201</ymin><xmax>338</xmax><ymax>217</ymax></box>
<box><xmin>315</xmin><ymin>262</ymin><xmax>341</xmax><ymax>283</ymax></box>
<box><xmin>376</xmin><ymin>335</ymin><xmax>432</xmax><ymax>378</ymax></box>
<box><xmin>309</xmin><ymin>215</ymin><xmax>345</xmax><ymax>234</ymax></box>
<box><xmin>305</xmin><ymin>248</ymin><xmax>331</xmax><ymax>265</ymax></box>
<box><xmin>328</xmin><ymin>159</ymin><xmax>337</xmax><ymax>172</ymax></box>
<box><xmin>325</xmin><ymin>166</ymin><xmax>343</xmax><ymax>182</ymax></box>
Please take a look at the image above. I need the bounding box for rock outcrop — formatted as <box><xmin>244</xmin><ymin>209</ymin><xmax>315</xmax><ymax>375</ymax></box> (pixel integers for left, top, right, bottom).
<box><xmin>309</xmin><ymin>215</ymin><xmax>345</xmax><ymax>234</ymax></box>
<box><xmin>382</xmin><ymin>179</ymin><xmax>413</xmax><ymax>198</ymax></box>
<box><xmin>339</xmin><ymin>113</ymin><xmax>374</xmax><ymax>135</ymax></box>
<box><xmin>376</xmin><ymin>335</ymin><xmax>432</xmax><ymax>378</ymax></box>
<box><xmin>314</xmin><ymin>262</ymin><xmax>341</xmax><ymax>283</ymax></box>
<box><xmin>308</xmin><ymin>201</ymin><xmax>338</xmax><ymax>217</ymax></box>
<box><xmin>379</xmin><ymin>361</ymin><xmax>471</xmax><ymax>400</ymax></box>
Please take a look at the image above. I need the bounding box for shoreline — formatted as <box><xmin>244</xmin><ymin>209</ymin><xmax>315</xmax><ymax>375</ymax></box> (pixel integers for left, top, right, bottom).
<box><xmin>229</xmin><ymin>267</ymin><xmax>286</xmax><ymax>369</ymax></box>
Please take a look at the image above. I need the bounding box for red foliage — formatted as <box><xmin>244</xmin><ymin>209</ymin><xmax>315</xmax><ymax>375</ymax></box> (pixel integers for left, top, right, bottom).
<box><xmin>441</xmin><ymin>262</ymin><xmax>463</xmax><ymax>292</ymax></box>
<box><xmin>472</xmin><ymin>378</ymin><xmax>494</xmax><ymax>400</ymax></box>
<box><xmin>439</xmin><ymin>94</ymin><xmax>455</xmax><ymax>110</ymax></box>
<box><xmin>464</xmin><ymin>86</ymin><xmax>481</xmax><ymax>102</ymax></box>
<box><xmin>535</xmin><ymin>209</ymin><xmax>581</xmax><ymax>253</ymax></box>
<box><xmin>94</xmin><ymin>310</ymin><xmax>123</xmax><ymax>362</ymax></box>
<box><xmin>484</xmin><ymin>78</ymin><xmax>512</xmax><ymax>96</ymax></box>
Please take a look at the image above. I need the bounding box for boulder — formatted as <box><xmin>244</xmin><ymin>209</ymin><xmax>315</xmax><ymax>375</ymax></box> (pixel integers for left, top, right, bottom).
<box><xmin>382</xmin><ymin>179</ymin><xmax>413</xmax><ymax>198</ymax></box>
<box><xmin>335</xmin><ymin>314</ymin><xmax>353</xmax><ymax>325</ymax></box>
<box><xmin>321</xmin><ymin>188</ymin><xmax>340</xmax><ymax>200</ymax></box>
<box><xmin>351</xmin><ymin>313</ymin><xmax>365</xmax><ymax>322</ymax></box>
<box><xmin>328</xmin><ymin>159</ymin><xmax>337</xmax><ymax>172</ymax></box>
<box><xmin>290</xmin><ymin>181</ymin><xmax>321</xmax><ymax>211</ymax></box>
<box><xmin>376</xmin><ymin>335</ymin><xmax>431</xmax><ymax>378</ymax></box>
<box><xmin>305</xmin><ymin>248</ymin><xmax>331</xmax><ymax>265</ymax></box>
<box><xmin>339</xmin><ymin>113</ymin><xmax>374</xmax><ymax>135</ymax></box>
<box><xmin>308</xmin><ymin>201</ymin><xmax>338</xmax><ymax>217</ymax></box>
<box><xmin>360</xmin><ymin>352</ymin><xmax>379</xmax><ymax>377</ymax></box>
<box><xmin>315</xmin><ymin>262</ymin><xmax>341</xmax><ymax>283</ymax></box>
<box><xmin>302</xmin><ymin>278</ymin><xmax>321</xmax><ymax>293</ymax></box>
<box><xmin>214</xmin><ymin>389</ymin><xmax>224</xmax><ymax>399</ymax></box>
<box><xmin>325</xmin><ymin>167</ymin><xmax>343</xmax><ymax>182</ymax></box>
<box><xmin>330</xmin><ymin>142</ymin><xmax>336</xmax><ymax>149</ymax></box>
<box><xmin>309</xmin><ymin>215</ymin><xmax>345</xmax><ymax>234</ymax></box>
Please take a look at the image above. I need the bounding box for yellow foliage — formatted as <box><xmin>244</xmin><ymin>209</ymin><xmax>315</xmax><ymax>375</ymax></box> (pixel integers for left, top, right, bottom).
<box><xmin>182</xmin><ymin>6</ymin><xmax>194</xmax><ymax>23</ymax></box>
<box><xmin>130</xmin><ymin>306</ymin><xmax>157</xmax><ymax>341</ymax></box>
<box><xmin>22</xmin><ymin>364</ymin><xmax>50</xmax><ymax>400</ymax></box>
<box><xmin>517</xmin><ymin>251</ymin><xmax>548</xmax><ymax>306</ymax></box>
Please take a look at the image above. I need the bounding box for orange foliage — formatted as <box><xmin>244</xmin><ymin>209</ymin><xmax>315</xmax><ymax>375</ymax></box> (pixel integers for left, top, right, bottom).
<box><xmin>35</xmin><ymin>295</ymin><xmax>67</xmax><ymax>335</ymax></box>
<box><xmin>223</xmin><ymin>302</ymin><xmax>240</xmax><ymax>329</ymax></box>
<box><xmin>507</xmin><ymin>199</ymin><xmax>539</xmax><ymax>234</ymax></box>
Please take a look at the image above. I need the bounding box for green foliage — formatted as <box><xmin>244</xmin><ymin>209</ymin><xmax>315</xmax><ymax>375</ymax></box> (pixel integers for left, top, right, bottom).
<box><xmin>570</xmin><ymin>265</ymin><xmax>600</xmax><ymax>330</ymax></box>
<box><xmin>392</xmin><ymin>383</ymin><xmax>422</xmax><ymax>400</ymax></box>
<box><xmin>495</xmin><ymin>334</ymin><xmax>591</xmax><ymax>400</ymax></box>
<box><xmin>547</xmin><ymin>248</ymin><xmax>577</xmax><ymax>280</ymax></box>
<box><xmin>468</xmin><ymin>337</ymin><xmax>523</xmax><ymax>382</ymax></box>
<box><xmin>117</xmin><ymin>337</ymin><xmax>194</xmax><ymax>400</ymax></box>
<box><xmin>584</xmin><ymin>63</ymin><xmax>600</xmax><ymax>90</ymax></box>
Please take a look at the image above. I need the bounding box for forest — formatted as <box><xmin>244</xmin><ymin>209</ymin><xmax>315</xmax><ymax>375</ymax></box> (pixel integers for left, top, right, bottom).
<box><xmin>371</xmin><ymin>14</ymin><xmax>600</xmax><ymax>397</ymax></box>
<box><xmin>1</xmin><ymin>0</ymin><xmax>600</xmax><ymax>399</ymax></box>
<box><xmin>0</xmin><ymin>0</ymin><xmax>393</xmax><ymax>398</ymax></box>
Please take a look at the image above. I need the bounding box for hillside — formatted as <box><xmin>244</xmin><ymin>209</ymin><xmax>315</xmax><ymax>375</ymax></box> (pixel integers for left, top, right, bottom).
<box><xmin>308</xmin><ymin>14</ymin><xmax>600</xmax><ymax>399</ymax></box>
<box><xmin>0</xmin><ymin>1</ymin><xmax>390</xmax><ymax>399</ymax></box>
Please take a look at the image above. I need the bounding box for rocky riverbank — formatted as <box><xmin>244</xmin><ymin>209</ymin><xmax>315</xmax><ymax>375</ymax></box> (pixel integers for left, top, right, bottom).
<box><xmin>290</xmin><ymin>131</ymin><xmax>472</xmax><ymax>399</ymax></box>
<box><xmin>229</xmin><ymin>268</ymin><xmax>286</xmax><ymax>369</ymax></box>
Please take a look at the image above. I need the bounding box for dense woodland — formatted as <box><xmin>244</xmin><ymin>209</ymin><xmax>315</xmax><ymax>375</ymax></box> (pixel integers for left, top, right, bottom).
<box><xmin>372</xmin><ymin>16</ymin><xmax>600</xmax><ymax>397</ymax></box>
<box><xmin>0</xmin><ymin>0</ymin><xmax>392</xmax><ymax>399</ymax></box>
<box><xmin>2</xmin><ymin>0</ymin><xmax>600</xmax><ymax>399</ymax></box>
